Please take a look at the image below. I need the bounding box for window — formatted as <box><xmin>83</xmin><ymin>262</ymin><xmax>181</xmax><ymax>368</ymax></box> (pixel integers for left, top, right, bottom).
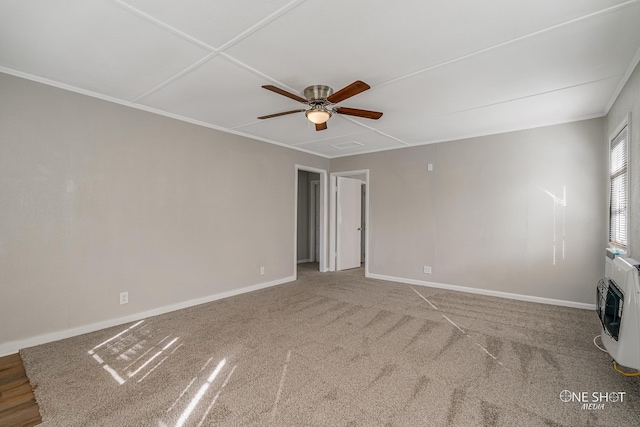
<box><xmin>609</xmin><ymin>124</ymin><xmax>628</xmax><ymax>247</ymax></box>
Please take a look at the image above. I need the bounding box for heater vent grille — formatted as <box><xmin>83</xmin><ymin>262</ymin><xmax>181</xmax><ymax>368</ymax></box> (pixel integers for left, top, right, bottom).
<box><xmin>597</xmin><ymin>278</ymin><xmax>623</xmax><ymax>341</ymax></box>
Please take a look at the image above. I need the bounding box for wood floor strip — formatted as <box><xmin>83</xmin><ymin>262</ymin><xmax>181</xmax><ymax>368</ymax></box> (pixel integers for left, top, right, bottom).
<box><xmin>0</xmin><ymin>354</ymin><xmax>41</xmax><ymax>426</ymax></box>
<box><xmin>0</xmin><ymin>354</ymin><xmax>21</xmax><ymax>364</ymax></box>
<box><xmin>1</xmin><ymin>381</ymin><xmax>32</xmax><ymax>401</ymax></box>
<box><xmin>0</xmin><ymin>365</ymin><xmax>26</xmax><ymax>380</ymax></box>
<box><xmin>0</xmin><ymin>377</ymin><xmax>30</xmax><ymax>394</ymax></box>
<box><xmin>0</xmin><ymin>400</ymin><xmax>41</xmax><ymax>427</ymax></box>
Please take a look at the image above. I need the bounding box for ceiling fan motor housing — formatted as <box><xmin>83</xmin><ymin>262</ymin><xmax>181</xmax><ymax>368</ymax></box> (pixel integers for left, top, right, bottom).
<box><xmin>304</xmin><ymin>85</ymin><xmax>333</xmax><ymax>103</ymax></box>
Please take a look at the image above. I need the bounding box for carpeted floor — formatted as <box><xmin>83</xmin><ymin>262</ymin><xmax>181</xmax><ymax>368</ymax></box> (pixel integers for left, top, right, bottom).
<box><xmin>21</xmin><ymin>264</ymin><xmax>640</xmax><ymax>426</ymax></box>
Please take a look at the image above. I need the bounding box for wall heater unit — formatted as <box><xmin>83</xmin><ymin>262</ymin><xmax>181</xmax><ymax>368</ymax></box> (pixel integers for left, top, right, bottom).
<box><xmin>597</xmin><ymin>254</ymin><xmax>640</xmax><ymax>370</ymax></box>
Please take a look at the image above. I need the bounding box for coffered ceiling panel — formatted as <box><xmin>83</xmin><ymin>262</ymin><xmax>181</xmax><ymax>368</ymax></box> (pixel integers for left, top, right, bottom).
<box><xmin>382</xmin><ymin>76</ymin><xmax>622</xmax><ymax>145</ymax></box>
<box><xmin>1</xmin><ymin>0</ymin><xmax>639</xmax><ymax>157</ymax></box>
<box><xmin>224</xmin><ymin>0</ymin><xmax>632</xmax><ymax>86</ymax></box>
<box><xmin>0</xmin><ymin>0</ymin><xmax>210</xmax><ymax>100</ymax></box>
<box><xmin>291</xmin><ymin>130</ymin><xmax>408</xmax><ymax>158</ymax></box>
<box><xmin>366</xmin><ymin>5</ymin><xmax>640</xmax><ymax>126</ymax></box>
<box><xmin>138</xmin><ymin>55</ymin><xmax>293</xmax><ymax>129</ymax></box>
<box><xmin>118</xmin><ymin>0</ymin><xmax>292</xmax><ymax>49</ymax></box>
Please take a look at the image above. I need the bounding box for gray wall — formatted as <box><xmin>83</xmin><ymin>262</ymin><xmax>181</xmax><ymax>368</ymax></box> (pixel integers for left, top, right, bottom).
<box><xmin>0</xmin><ymin>73</ymin><xmax>328</xmax><ymax>347</ymax></box>
<box><xmin>606</xmin><ymin>61</ymin><xmax>640</xmax><ymax>260</ymax></box>
<box><xmin>332</xmin><ymin>119</ymin><xmax>607</xmax><ymax>304</ymax></box>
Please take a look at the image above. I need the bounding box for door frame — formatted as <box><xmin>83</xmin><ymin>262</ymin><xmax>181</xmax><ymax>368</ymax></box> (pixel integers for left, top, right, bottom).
<box><xmin>309</xmin><ymin>179</ymin><xmax>320</xmax><ymax>263</ymax></box>
<box><xmin>294</xmin><ymin>165</ymin><xmax>328</xmax><ymax>276</ymax></box>
<box><xmin>330</xmin><ymin>169</ymin><xmax>370</xmax><ymax>275</ymax></box>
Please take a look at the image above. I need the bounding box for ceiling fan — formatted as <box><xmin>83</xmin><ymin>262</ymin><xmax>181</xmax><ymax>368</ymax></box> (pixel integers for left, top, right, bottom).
<box><xmin>257</xmin><ymin>80</ymin><xmax>383</xmax><ymax>131</ymax></box>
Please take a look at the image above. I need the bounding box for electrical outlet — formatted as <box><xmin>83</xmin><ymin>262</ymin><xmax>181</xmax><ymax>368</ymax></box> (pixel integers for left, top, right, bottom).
<box><xmin>427</xmin><ymin>163</ymin><xmax>433</xmax><ymax>172</ymax></box>
<box><xmin>120</xmin><ymin>292</ymin><xmax>128</xmax><ymax>305</ymax></box>
<box><xmin>260</xmin><ymin>266</ymin><xmax>265</xmax><ymax>275</ymax></box>
<box><xmin>423</xmin><ymin>266</ymin><xmax>432</xmax><ymax>274</ymax></box>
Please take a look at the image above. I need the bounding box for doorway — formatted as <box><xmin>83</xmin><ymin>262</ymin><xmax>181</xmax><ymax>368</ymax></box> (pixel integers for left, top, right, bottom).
<box><xmin>330</xmin><ymin>170</ymin><xmax>369</xmax><ymax>275</ymax></box>
<box><xmin>295</xmin><ymin>165</ymin><xmax>328</xmax><ymax>277</ymax></box>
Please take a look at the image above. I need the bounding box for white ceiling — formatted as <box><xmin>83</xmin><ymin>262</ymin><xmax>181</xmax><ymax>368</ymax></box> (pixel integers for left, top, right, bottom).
<box><xmin>1</xmin><ymin>0</ymin><xmax>640</xmax><ymax>158</ymax></box>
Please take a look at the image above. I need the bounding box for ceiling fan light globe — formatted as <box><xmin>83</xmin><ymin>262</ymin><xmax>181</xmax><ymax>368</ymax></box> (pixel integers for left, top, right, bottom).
<box><xmin>306</xmin><ymin>109</ymin><xmax>331</xmax><ymax>124</ymax></box>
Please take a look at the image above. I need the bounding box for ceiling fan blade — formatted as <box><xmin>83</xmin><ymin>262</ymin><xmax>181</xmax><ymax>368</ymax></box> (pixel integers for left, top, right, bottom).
<box><xmin>315</xmin><ymin>122</ymin><xmax>327</xmax><ymax>131</ymax></box>
<box><xmin>327</xmin><ymin>80</ymin><xmax>370</xmax><ymax>104</ymax></box>
<box><xmin>262</xmin><ymin>85</ymin><xmax>307</xmax><ymax>104</ymax></box>
<box><xmin>257</xmin><ymin>109</ymin><xmax>306</xmax><ymax>120</ymax></box>
<box><xmin>335</xmin><ymin>107</ymin><xmax>383</xmax><ymax>120</ymax></box>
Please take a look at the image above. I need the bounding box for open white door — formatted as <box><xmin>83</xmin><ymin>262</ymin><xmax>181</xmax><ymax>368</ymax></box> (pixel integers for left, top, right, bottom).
<box><xmin>336</xmin><ymin>176</ymin><xmax>362</xmax><ymax>270</ymax></box>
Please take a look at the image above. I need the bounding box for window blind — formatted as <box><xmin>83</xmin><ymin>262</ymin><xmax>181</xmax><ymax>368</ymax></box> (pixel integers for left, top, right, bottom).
<box><xmin>610</xmin><ymin>125</ymin><xmax>628</xmax><ymax>247</ymax></box>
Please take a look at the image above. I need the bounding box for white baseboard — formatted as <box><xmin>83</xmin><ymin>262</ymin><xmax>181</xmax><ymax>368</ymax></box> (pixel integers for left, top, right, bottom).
<box><xmin>297</xmin><ymin>259</ymin><xmax>312</xmax><ymax>264</ymax></box>
<box><xmin>0</xmin><ymin>275</ymin><xmax>295</xmax><ymax>358</ymax></box>
<box><xmin>366</xmin><ymin>273</ymin><xmax>596</xmax><ymax>310</ymax></box>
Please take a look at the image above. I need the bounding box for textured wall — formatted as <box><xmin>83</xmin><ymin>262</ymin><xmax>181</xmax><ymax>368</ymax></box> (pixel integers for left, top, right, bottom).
<box><xmin>0</xmin><ymin>73</ymin><xmax>328</xmax><ymax>346</ymax></box>
<box><xmin>332</xmin><ymin>119</ymin><xmax>607</xmax><ymax>304</ymax></box>
<box><xmin>606</xmin><ymin>61</ymin><xmax>640</xmax><ymax>260</ymax></box>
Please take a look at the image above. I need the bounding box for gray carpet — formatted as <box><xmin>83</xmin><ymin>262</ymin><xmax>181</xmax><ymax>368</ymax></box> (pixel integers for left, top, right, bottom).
<box><xmin>21</xmin><ymin>264</ymin><xmax>640</xmax><ymax>426</ymax></box>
